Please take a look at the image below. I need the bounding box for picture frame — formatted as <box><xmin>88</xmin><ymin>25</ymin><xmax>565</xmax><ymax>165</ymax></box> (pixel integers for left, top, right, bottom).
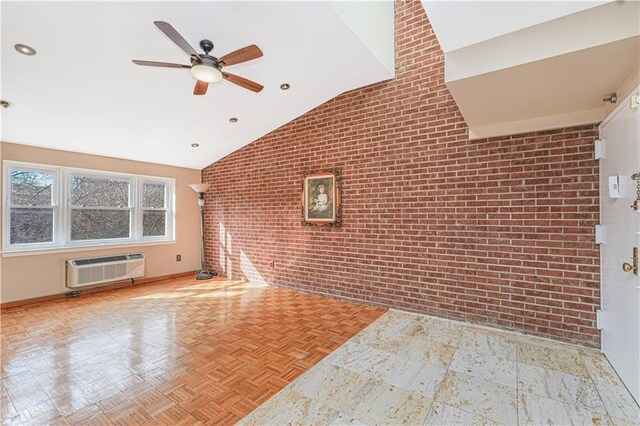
<box><xmin>301</xmin><ymin>169</ymin><xmax>342</xmax><ymax>227</ymax></box>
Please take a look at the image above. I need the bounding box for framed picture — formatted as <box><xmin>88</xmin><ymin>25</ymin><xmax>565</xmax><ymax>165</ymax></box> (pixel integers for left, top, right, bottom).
<box><xmin>302</xmin><ymin>169</ymin><xmax>342</xmax><ymax>227</ymax></box>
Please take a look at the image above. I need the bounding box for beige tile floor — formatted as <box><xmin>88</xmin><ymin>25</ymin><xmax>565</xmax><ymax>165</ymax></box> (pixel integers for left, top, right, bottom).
<box><xmin>239</xmin><ymin>310</ymin><xmax>640</xmax><ymax>425</ymax></box>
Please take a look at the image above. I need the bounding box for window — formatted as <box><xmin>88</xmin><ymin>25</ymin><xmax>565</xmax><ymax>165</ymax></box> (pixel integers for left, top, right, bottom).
<box><xmin>69</xmin><ymin>173</ymin><xmax>132</xmax><ymax>241</ymax></box>
<box><xmin>7</xmin><ymin>167</ymin><xmax>58</xmax><ymax>246</ymax></box>
<box><xmin>3</xmin><ymin>161</ymin><xmax>175</xmax><ymax>253</ymax></box>
<box><xmin>142</xmin><ymin>181</ymin><xmax>168</xmax><ymax>237</ymax></box>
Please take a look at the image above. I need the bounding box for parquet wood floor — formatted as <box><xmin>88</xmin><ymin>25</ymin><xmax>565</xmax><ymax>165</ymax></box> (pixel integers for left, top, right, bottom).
<box><xmin>0</xmin><ymin>277</ymin><xmax>384</xmax><ymax>425</ymax></box>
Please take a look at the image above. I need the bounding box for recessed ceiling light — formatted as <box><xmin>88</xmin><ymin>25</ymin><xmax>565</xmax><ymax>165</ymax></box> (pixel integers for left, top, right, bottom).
<box><xmin>229</xmin><ymin>117</ymin><xmax>238</xmax><ymax>123</ymax></box>
<box><xmin>280</xmin><ymin>83</ymin><xmax>290</xmax><ymax>90</ymax></box>
<box><xmin>0</xmin><ymin>100</ymin><xmax>11</xmax><ymax>109</ymax></box>
<box><xmin>15</xmin><ymin>44</ymin><xmax>36</xmax><ymax>56</ymax></box>
<box><xmin>191</xmin><ymin>143</ymin><xmax>200</xmax><ymax>148</ymax></box>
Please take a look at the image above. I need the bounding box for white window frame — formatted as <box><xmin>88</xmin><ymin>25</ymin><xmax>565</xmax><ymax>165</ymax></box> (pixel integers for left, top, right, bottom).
<box><xmin>66</xmin><ymin>169</ymin><xmax>136</xmax><ymax>246</ymax></box>
<box><xmin>2</xmin><ymin>160</ymin><xmax>176</xmax><ymax>254</ymax></box>
<box><xmin>139</xmin><ymin>178</ymin><xmax>174</xmax><ymax>241</ymax></box>
<box><xmin>3</xmin><ymin>163</ymin><xmax>61</xmax><ymax>250</ymax></box>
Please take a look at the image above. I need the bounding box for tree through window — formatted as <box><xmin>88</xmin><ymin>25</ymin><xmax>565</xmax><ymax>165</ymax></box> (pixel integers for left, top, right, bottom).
<box><xmin>9</xmin><ymin>169</ymin><xmax>56</xmax><ymax>245</ymax></box>
<box><xmin>3</xmin><ymin>162</ymin><xmax>175</xmax><ymax>251</ymax></box>
<box><xmin>142</xmin><ymin>181</ymin><xmax>168</xmax><ymax>237</ymax></box>
<box><xmin>69</xmin><ymin>174</ymin><xmax>132</xmax><ymax>241</ymax></box>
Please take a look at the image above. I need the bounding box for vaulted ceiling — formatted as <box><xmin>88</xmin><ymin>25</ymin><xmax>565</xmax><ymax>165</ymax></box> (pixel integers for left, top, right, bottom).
<box><xmin>1</xmin><ymin>2</ymin><xmax>394</xmax><ymax>169</ymax></box>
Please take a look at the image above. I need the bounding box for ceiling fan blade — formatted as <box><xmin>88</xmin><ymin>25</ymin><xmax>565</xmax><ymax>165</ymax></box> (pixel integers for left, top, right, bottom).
<box><xmin>223</xmin><ymin>72</ymin><xmax>263</xmax><ymax>93</ymax></box>
<box><xmin>154</xmin><ymin>21</ymin><xmax>201</xmax><ymax>60</ymax></box>
<box><xmin>132</xmin><ymin>60</ymin><xmax>190</xmax><ymax>69</ymax></box>
<box><xmin>193</xmin><ymin>80</ymin><xmax>208</xmax><ymax>95</ymax></box>
<box><xmin>218</xmin><ymin>45</ymin><xmax>263</xmax><ymax>67</ymax></box>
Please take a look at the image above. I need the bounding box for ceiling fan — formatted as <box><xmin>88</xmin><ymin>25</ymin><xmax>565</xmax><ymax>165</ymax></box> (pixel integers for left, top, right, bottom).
<box><xmin>133</xmin><ymin>21</ymin><xmax>264</xmax><ymax>95</ymax></box>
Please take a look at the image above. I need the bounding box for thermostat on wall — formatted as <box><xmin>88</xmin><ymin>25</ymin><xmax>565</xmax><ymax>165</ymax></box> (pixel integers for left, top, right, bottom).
<box><xmin>609</xmin><ymin>175</ymin><xmax>620</xmax><ymax>198</ymax></box>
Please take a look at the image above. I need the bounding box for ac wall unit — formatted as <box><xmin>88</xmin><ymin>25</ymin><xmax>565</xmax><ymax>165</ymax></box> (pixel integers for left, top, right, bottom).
<box><xmin>66</xmin><ymin>253</ymin><xmax>145</xmax><ymax>289</ymax></box>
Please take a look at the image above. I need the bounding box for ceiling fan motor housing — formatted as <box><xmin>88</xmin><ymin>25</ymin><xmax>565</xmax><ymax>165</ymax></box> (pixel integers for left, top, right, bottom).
<box><xmin>191</xmin><ymin>55</ymin><xmax>220</xmax><ymax>69</ymax></box>
<box><xmin>199</xmin><ymin>39</ymin><xmax>214</xmax><ymax>54</ymax></box>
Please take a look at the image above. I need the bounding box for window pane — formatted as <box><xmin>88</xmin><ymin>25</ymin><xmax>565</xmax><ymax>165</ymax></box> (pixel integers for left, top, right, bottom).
<box><xmin>143</xmin><ymin>211</ymin><xmax>166</xmax><ymax>237</ymax></box>
<box><xmin>70</xmin><ymin>175</ymin><xmax>129</xmax><ymax>207</ymax></box>
<box><xmin>71</xmin><ymin>209</ymin><xmax>130</xmax><ymax>240</ymax></box>
<box><xmin>11</xmin><ymin>170</ymin><xmax>53</xmax><ymax>206</ymax></box>
<box><xmin>10</xmin><ymin>208</ymin><xmax>54</xmax><ymax>244</ymax></box>
<box><xmin>143</xmin><ymin>182</ymin><xmax>165</xmax><ymax>208</ymax></box>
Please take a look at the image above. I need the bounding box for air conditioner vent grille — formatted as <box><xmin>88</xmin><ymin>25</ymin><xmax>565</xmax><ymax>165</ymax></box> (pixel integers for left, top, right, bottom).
<box><xmin>72</xmin><ymin>254</ymin><xmax>139</xmax><ymax>266</ymax></box>
<box><xmin>66</xmin><ymin>253</ymin><xmax>145</xmax><ymax>288</ymax></box>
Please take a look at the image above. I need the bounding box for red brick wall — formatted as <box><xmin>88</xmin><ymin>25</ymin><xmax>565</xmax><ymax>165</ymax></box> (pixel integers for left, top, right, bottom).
<box><xmin>202</xmin><ymin>1</ymin><xmax>600</xmax><ymax>346</ymax></box>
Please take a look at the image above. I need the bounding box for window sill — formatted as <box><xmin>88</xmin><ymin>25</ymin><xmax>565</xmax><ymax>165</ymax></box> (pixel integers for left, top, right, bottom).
<box><xmin>1</xmin><ymin>240</ymin><xmax>176</xmax><ymax>258</ymax></box>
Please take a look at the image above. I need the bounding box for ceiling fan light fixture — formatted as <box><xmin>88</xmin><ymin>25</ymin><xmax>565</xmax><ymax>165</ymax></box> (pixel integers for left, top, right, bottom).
<box><xmin>190</xmin><ymin>64</ymin><xmax>222</xmax><ymax>83</ymax></box>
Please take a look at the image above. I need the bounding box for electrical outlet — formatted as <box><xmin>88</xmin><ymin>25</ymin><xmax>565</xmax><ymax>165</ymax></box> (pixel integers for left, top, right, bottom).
<box><xmin>176</xmin><ymin>254</ymin><xmax>181</xmax><ymax>262</ymax></box>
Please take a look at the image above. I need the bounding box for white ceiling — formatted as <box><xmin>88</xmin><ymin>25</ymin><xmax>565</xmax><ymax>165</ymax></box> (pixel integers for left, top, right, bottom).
<box><xmin>421</xmin><ymin>0</ymin><xmax>639</xmax><ymax>139</ymax></box>
<box><xmin>1</xmin><ymin>1</ymin><xmax>394</xmax><ymax>169</ymax></box>
<box><xmin>421</xmin><ymin>0</ymin><xmax>609</xmax><ymax>53</ymax></box>
<box><xmin>448</xmin><ymin>36</ymin><xmax>640</xmax><ymax>138</ymax></box>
